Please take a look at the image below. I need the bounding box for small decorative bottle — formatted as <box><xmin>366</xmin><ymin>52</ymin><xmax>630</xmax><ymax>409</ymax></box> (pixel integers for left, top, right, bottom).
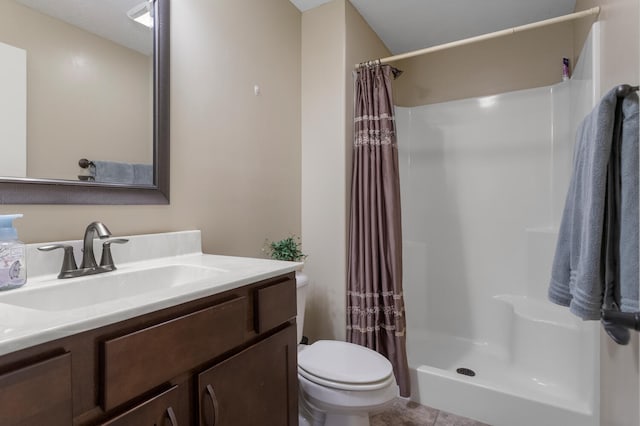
<box><xmin>562</xmin><ymin>58</ymin><xmax>571</xmax><ymax>81</ymax></box>
<box><xmin>0</xmin><ymin>214</ymin><xmax>26</xmax><ymax>290</ymax></box>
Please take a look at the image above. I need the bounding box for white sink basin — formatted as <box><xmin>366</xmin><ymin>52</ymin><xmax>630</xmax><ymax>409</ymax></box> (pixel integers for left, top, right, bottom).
<box><xmin>0</xmin><ymin>264</ymin><xmax>226</xmax><ymax>311</ymax></box>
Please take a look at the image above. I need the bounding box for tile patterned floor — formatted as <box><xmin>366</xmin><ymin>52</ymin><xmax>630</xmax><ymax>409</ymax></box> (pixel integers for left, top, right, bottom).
<box><xmin>370</xmin><ymin>398</ymin><xmax>491</xmax><ymax>426</ymax></box>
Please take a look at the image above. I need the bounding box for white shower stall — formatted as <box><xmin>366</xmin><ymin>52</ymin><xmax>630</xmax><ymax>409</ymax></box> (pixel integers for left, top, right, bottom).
<box><xmin>396</xmin><ymin>25</ymin><xmax>601</xmax><ymax>426</ymax></box>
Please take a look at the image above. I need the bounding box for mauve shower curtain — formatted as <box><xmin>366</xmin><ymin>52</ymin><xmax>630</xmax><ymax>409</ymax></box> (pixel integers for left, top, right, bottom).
<box><xmin>347</xmin><ymin>64</ymin><xmax>410</xmax><ymax>397</ymax></box>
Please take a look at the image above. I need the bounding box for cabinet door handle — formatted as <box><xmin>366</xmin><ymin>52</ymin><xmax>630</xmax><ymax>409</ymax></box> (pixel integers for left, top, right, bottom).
<box><xmin>204</xmin><ymin>384</ymin><xmax>220</xmax><ymax>426</ymax></box>
<box><xmin>165</xmin><ymin>406</ymin><xmax>178</xmax><ymax>426</ymax></box>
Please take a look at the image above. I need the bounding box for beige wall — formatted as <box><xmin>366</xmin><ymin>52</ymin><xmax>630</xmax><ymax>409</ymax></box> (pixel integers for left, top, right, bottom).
<box><xmin>4</xmin><ymin>0</ymin><xmax>302</xmax><ymax>261</ymax></box>
<box><xmin>576</xmin><ymin>0</ymin><xmax>639</xmax><ymax>93</ymax></box>
<box><xmin>0</xmin><ymin>0</ymin><xmax>152</xmax><ymax>180</ymax></box>
<box><xmin>393</xmin><ymin>22</ymin><xmax>575</xmax><ymax>107</ymax></box>
<box><xmin>574</xmin><ymin>2</ymin><xmax>640</xmax><ymax>425</ymax></box>
<box><xmin>301</xmin><ymin>0</ymin><xmax>389</xmax><ymax>342</ymax></box>
<box><xmin>301</xmin><ymin>0</ymin><xmax>347</xmax><ymax>341</ymax></box>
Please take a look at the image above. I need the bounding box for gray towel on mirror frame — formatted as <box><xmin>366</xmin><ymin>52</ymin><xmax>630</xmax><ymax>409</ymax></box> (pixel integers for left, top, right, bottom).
<box><xmin>132</xmin><ymin>163</ymin><xmax>153</xmax><ymax>185</ymax></box>
<box><xmin>89</xmin><ymin>160</ymin><xmax>134</xmax><ymax>184</ymax></box>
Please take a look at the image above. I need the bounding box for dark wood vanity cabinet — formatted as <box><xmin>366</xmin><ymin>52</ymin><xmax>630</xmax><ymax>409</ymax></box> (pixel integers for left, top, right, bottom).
<box><xmin>0</xmin><ymin>273</ymin><xmax>298</xmax><ymax>426</ymax></box>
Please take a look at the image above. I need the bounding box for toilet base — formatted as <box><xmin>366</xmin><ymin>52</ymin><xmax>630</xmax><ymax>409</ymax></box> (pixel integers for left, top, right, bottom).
<box><xmin>299</xmin><ymin>414</ymin><xmax>312</xmax><ymax>426</ymax></box>
<box><xmin>325</xmin><ymin>413</ymin><xmax>370</xmax><ymax>426</ymax></box>
<box><xmin>300</xmin><ymin>392</ymin><xmax>373</xmax><ymax>426</ymax></box>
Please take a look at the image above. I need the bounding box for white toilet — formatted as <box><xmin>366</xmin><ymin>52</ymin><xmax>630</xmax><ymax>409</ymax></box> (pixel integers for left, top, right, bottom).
<box><xmin>296</xmin><ymin>273</ymin><xmax>398</xmax><ymax>426</ymax></box>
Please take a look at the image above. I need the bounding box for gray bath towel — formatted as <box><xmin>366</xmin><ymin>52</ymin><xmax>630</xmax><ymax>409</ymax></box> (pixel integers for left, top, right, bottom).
<box><xmin>549</xmin><ymin>88</ymin><xmax>639</xmax><ymax>319</ymax></box>
<box><xmin>618</xmin><ymin>93</ymin><xmax>639</xmax><ymax>313</ymax></box>
<box><xmin>90</xmin><ymin>161</ymin><xmax>134</xmax><ymax>184</ymax></box>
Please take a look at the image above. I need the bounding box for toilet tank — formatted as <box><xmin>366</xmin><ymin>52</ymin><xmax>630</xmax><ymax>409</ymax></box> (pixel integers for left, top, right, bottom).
<box><xmin>296</xmin><ymin>272</ymin><xmax>309</xmax><ymax>343</ymax></box>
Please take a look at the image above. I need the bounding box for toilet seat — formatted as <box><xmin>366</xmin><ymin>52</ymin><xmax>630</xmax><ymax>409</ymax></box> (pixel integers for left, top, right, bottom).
<box><xmin>298</xmin><ymin>367</ymin><xmax>396</xmax><ymax>391</ymax></box>
<box><xmin>298</xmin><ymin>340</ymin><xmax>394</xmax><ymax>391</ymax></box>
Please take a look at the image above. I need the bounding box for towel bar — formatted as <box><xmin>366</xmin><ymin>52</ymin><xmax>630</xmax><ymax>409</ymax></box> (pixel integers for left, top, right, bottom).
<box><xmin>601</xmin><ymin>310</ymin><xmax>640</xmax><ymax>331</ymax></box>
<box><xmin>615</xmin><ymin>84</ymin><xmax>639</xmax><ymax>98</ymax></box>
<box><xmin>599</xmin><ymin>83</ymin><xmax>640</xmax><ymax>344</ymax></box>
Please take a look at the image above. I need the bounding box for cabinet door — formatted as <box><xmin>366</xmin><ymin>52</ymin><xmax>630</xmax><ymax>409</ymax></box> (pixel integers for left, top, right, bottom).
<box><xmin>0</xmin><ymin>352</ymin><xmax>72</xmax><ymax>426</ymax></box>
<box><xmin>100</xmin><ymin>385</ymin><xmax>183</xmax><ymax>426</ymax></box>
<box><xmin>197</xmin><ymin>325</ymin><xmax>298</xmax><ymax>426</ymax></box>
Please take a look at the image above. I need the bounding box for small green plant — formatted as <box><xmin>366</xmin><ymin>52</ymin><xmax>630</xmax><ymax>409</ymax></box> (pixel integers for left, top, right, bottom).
<box><xmin>264</xmin><ymin>236</ymin><xmax>307</xmax><ymax>262</ymax></box>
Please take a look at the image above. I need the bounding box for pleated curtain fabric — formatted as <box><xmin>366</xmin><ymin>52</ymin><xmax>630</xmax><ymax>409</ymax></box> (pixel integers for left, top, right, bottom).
<box><xmin>347</xmin><ymin>64</ymin><xmax>410</xmax><ymax>397</ymax></box>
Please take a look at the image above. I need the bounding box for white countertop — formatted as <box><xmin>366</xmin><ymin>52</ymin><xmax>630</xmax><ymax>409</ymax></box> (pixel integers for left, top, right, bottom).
<box><xmin>0</xmin><ymin>231</ymin><xmax>301</xmax><ymax>356</ymax></box>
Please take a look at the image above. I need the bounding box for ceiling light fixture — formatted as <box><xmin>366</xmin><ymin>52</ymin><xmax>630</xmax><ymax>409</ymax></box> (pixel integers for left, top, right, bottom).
<box><xmin>127</xmin><ymin>2</ymin><xmax>153</xmax><ymax>28</ymax></box>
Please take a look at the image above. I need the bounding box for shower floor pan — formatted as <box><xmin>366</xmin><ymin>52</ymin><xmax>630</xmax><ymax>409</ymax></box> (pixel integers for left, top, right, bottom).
<box><xmin>407</xmin><ymin>297</ymin><xmax>598</xmax><ymax>426</ymax></box>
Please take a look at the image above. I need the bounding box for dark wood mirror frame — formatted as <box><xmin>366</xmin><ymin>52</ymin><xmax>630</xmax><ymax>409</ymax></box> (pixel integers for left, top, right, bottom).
<box><xmin>0</xmin><ymin>0</ymin><xmax>169</xmax><ymax>205</ymax></box>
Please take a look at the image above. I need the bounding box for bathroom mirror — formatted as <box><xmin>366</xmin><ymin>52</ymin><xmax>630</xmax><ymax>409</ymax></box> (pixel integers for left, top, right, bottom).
<box><xmin>0</xmin><ymin>0</ymin><xmax>169</xmax><ymax>204</ymax></box>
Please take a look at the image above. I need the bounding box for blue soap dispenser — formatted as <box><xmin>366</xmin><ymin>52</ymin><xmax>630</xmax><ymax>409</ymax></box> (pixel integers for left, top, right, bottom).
<box><xmin>0</xmin><ymin>214</ymin><xmax>26</xmax><ymax>290</ymax></box>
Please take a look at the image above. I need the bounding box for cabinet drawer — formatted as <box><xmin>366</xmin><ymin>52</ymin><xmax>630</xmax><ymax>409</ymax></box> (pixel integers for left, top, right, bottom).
<box><xmin>254</xmin><ymin>278</ymin><xmax>296</xmax><ymax>333</ymax></box>
<box><xmin>100</xmin><ymin>385</ymin><xmax>182</xmax><ymax>426</ymax></box>
<box><xmin>0</xmin><ymin>352</ymin><xmax>72</xmax><ymax>426</ymax></box>
<box><xmin>102</xmin><ymin>296</ymin><xmax>247</xmax><ymax>410</ymax></box>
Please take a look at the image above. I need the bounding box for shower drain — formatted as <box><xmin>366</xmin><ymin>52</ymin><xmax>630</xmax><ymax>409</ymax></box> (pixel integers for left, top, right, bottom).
<box><xmin>456</xmin><ymin>367</ymin><xmax>476</xmax><ymax>377</ymax></box>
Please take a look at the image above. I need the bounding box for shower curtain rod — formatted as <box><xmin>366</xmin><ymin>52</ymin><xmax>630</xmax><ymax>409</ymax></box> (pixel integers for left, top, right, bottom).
<box><xmin>356</xmin><ymin>7</ymin><xmax>600</xmax><ymax>68</ymax></box>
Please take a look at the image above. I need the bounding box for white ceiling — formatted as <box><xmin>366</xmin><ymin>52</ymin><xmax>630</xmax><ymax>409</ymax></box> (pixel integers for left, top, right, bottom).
<box><xmin>290</xmin><ymin>0</ymin><xmax>333</xmax><ymax>12</ymax></box>
<box><xmin>15</xmin><ymin>0</ymin><xmax>153</xmax><ymax>56</ymax></box>
<box><xmin>292</xmin><ymin>0</ymin><xmax>577</xmax><ymax>55</ymax></box>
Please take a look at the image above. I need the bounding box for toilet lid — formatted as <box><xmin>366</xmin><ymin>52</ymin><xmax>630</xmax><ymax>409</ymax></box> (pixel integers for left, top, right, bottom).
<box><xmin>298</xmin><ymin>341</ymin><xmax>394</xmax><ymax>385</ymax></box>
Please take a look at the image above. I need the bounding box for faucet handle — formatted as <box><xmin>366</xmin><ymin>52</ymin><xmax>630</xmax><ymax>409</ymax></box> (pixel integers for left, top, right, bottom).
<box><xmin>38</xmin><ymin>244</ymin><xmax>78</xmax><ymax>279</ymax></box>
<box><xmin>100</xmin><ymin>239</ymin><xmax>129</xmax><ymax>270</ymax></box>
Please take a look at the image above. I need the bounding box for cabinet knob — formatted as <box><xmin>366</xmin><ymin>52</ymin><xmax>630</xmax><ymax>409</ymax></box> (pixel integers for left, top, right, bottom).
<box><xmin>203</xmin><ymin>384</ymin><xmax>219</xmax><ymax>426</ymax></box>
<box><xmin>165</xmin><ymin>406</ymin><xmax>178</xmax><ymax>426</ymax></box>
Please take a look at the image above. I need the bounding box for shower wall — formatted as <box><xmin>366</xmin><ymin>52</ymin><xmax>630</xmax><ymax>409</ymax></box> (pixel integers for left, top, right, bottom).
<box><xmin>395</xmin><ymin>24</ymin><xmax>600</xmax><ymax>425</ymax></box>
<box><xmin>396</xmin><ymin>27</ymin><xmax>597</xmax><ymax>340</ymax></box>
<box><xmin>397</xmin><ymin>87</ymin><xmax>552</xmax><ymax>343</ymax></box>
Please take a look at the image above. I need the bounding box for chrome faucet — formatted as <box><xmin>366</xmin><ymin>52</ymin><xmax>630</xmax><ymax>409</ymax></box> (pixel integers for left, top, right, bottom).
<box><xmin>80</xmin><ymin>221</ymin><xmax>112</xmax><ymax>269</ymax></box>
<box><xmin>38</xmin><ymin>222</ymin><xmax>128</xmax><ymax>279</ymax></box>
